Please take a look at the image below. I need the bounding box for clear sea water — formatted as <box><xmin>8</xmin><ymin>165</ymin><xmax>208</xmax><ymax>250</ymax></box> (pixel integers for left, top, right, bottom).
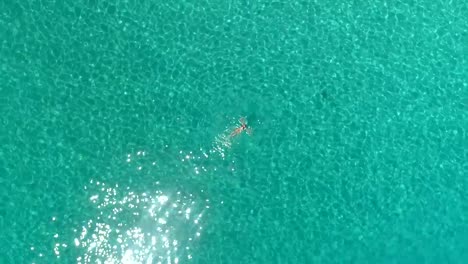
<box><xmin>1</xmin><ymin>1</ymin><xmax>467</xmax><ymax>263</ymax></box>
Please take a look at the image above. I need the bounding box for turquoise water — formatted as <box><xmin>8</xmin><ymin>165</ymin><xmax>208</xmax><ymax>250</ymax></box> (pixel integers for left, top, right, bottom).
<box><xmin>1</xmin><ymin>0</ymin><xmax>467</xmax><ymax>263</ymax></box>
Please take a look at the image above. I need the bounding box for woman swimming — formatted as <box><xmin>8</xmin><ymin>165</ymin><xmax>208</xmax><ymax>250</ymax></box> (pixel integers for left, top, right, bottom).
<box><xmin>230</xmin><ymin>117</ymin><xmax>251</xmax><ymax>137</ymax></box>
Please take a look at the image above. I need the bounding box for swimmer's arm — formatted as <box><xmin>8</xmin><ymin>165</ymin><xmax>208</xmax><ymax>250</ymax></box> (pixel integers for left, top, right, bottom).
<box><xmin>239</xmin><ymin>117</ymin><xmax>246</xmax><ymax>125</ymax></box>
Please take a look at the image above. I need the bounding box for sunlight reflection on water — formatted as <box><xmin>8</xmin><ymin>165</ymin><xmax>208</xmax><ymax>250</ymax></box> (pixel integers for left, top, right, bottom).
<box><xmin>48</xmin><ymin>118</ymin><xmax>247</xmax><ymax>263</ymax></box>
<box><xmin>71</xmin><ymin>179</ymin><xmax>207</xmax><ymax>264</ymax></box>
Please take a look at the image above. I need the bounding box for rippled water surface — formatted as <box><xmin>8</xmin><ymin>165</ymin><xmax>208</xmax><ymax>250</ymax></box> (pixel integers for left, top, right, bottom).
<box><xmin>1</xmin><ymin>1</ymin><xmax>466</xmax><ymax>263</ymax></box>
